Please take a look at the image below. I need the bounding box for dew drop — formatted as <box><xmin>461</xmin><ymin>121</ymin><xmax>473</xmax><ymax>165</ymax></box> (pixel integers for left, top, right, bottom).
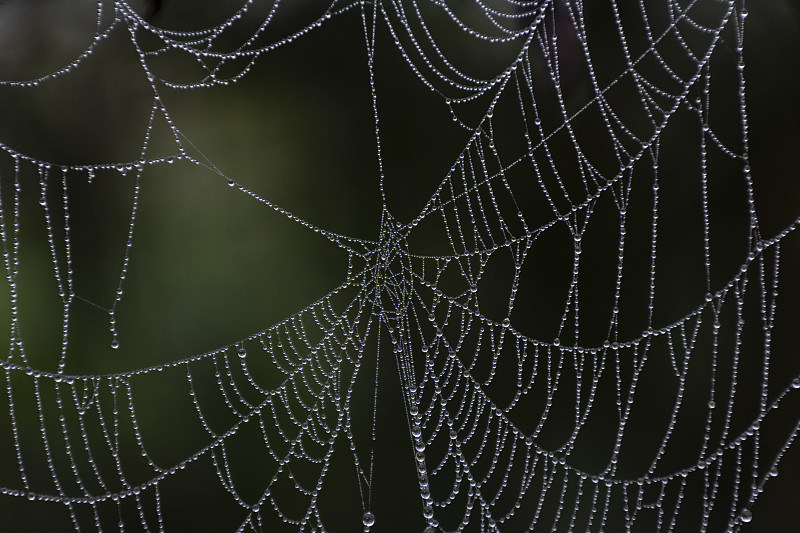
<box><xmin>39</xmin><ymin>196</ymin><xmax>47</xmax><ymax>206</ymax></box>
<box><xmin>708</xmin><ymin>400</ymin><xmax>716</xmax><ymax>409</ymax></box>
<box><xmin>792</xmin><ymin>378</ymin><xmax>800</xmax><ymax>389</ymax></box>
<box><xmin>502</xmin><ymin>318</ymin><xmax>511</xmax><ymax>328</ymax></box>
<box><xmin>111</xmin><ymin>339</ymin><xmax>120</xmax><ymax>350</ymax></box>
<box><xmin>238</xmin><ymin>347</ymin><xmax>246</xmax><ymax>358</ymax></box>
<box><xmin>227</xmin><ymin>179</ymin><xmax>235</xmax><ymax>187</ymax></box>
<box><xmin>769</xmin><ymin>467</ymin><xmax>778</xmax><ymax>477</ymax></box>
<box><xmin>423</xmin><ymin>505</ymin><xmax>434</xmax><ymax>519</ymax></box>
<box><xmin>740</xmin><ymin>509</ymin><xmax>752</xmax><ymax>523</ymax></box>
<box><xmin>362</xmin><ymin>511</ymin><xmax>375</xmax><ymax>527</ymax></box>
<box><xmin>166</xmin><ymin>156</ymin><xmax>175</xmax><ymax>164</ymax></box>
<box><xmin>412</xmin><ymin>424</ymin><xmax>422</xmax><ymax>438</ymax></box>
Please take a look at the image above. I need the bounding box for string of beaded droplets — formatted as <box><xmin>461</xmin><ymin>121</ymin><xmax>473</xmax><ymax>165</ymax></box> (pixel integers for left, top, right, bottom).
<box><xmin>0</xmin><ymin>1</ymin><xmax>799</xmax><ymax>532</ymax></box>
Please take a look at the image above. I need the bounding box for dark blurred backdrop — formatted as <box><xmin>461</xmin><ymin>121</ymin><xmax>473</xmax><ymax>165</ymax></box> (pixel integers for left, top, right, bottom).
<box><xmin>0</xmin><ymin>0</ymin><xmax>798</xmax><ymax>531</ymax></box>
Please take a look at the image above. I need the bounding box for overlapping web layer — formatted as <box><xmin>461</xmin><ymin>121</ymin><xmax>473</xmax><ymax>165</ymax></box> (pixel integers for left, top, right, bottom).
<box><xmin>0</xmin><ymin>0</ymin><xmax>798</xmax><ymax>532</ymax></box>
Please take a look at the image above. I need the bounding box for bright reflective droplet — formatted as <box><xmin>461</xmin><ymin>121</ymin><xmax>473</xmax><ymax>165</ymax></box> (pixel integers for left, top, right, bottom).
<box><xmin>792</xmin><ymin>378</ymin><xmax>800</xmax><ymax>389</ymax></box>
<box><xmin>741</xmin><ymin>509</ymin><xmax>752</xmax><ymax>523</ymax></box>
<box><xmin>412</xmin><ymin>424</ymin><xmax>422</xmax><ymax>438</ymax></box>
<box><xmin>111</xmin><ymin>339</ymin><xmax>120</xmax><ymax>349</ymax></box>
<box><xmin>502</xmin><ymin>318</ymin><xmax>510</xmax><ymax>328</ymax></box>
<box><xmin>423</xmin><ymin>505</ymin><xmax>434</xmax><ymax>519</ymax></box>
<box><xmin>362</xmin><ymin>511</ymin><xmax>375</xmax><ymax>527</ymax></box>
<box><xmin>227</xmin><ymin>179</ymin><xmax>235</xmax><ymax>187</ymax></box>
<box><xmin>238</xmin><ymin>347</ymin><xmax>246</xmax><ymax>358</ymax></box>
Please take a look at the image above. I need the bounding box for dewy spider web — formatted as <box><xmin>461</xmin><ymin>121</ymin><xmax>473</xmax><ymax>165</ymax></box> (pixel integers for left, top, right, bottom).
<box><xmin>0</xmin><ymin>0</ymin><xmax>799</xmax><ymax>531</ymax></box>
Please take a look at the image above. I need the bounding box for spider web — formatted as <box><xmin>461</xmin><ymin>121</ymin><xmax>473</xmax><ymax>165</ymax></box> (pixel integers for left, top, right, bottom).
<box><xmin>1</xmin><ymin>0</ymin><xmax>799</xmax><ymax>531</ymax></box>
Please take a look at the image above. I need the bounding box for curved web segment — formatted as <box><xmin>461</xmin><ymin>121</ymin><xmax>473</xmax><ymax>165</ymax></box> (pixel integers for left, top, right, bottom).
<box><xmin>2</xmin><ymin>282</ymin><xmax>369</xmax><ymax>528</ymax></box>
<box><xmin>0</xmin><ymin>0</ymin><xmax>799</xmax><ymax>532</ymax></box>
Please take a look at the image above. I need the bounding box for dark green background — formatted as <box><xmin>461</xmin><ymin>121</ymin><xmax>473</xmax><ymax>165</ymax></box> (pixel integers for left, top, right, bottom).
<box><xmin>0</xmin><ymin>0</ymin><xmax>798</xmax><ymax>531</ymax></box>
